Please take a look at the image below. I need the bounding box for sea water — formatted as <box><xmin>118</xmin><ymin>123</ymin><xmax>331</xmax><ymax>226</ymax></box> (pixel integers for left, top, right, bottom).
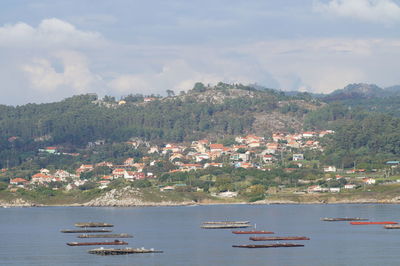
<box><xmin>0</xmin><ymin>204</ymin><xmax>399</xmax><ymax>266</ymax></box>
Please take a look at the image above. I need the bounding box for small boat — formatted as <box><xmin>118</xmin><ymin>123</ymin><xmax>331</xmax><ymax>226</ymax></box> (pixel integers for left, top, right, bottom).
<box><xmin>232</xmin><ymin>243</ymin><xmax>304</xmax><ymax>248</ymax></box>
<box><xmin>67</xmin><ymin>240</ymin><xmax>128</xmax><ymax>246</ymax></box>
<box><xmin>203</xmin><ymin>221</ymin><xmax>250</xmax><ymax>225</ymax></box>
<box><xmin>232</xmin><ymin>231</ymin><xmax>274</xmax><ymax>234</ymax></box>
<box><xmin>78</xmin><ymin>234</ymin><xmax>133</xmax><ymax>238</ymax></box>
<box><xmin>350</xmin><ymin>221</ymin><xmax>398</xmax><ymax>225</ymax></box>
<box><xmin>384</xmin><ymin>225</ymin><xmax>400</xmax><ymax>229</ymax></box>
<box><xmin>61</xmin><ymin>229</ymin><xmax>112</xmax><ymax>233</ymax></box>
<box><xmin>74</xmin><ymin>222</ymin><xmax>114</xmax><ymax>228</ymax></box>
<box><xmin>201</xmin><ymin>224</ymin><xmax>252</xmax><ymax>229</ymax></box>
<box><xmin>88</xmin><ymin>247</ymin><xmax>163</xmax><ymax>255</ymax></box>
<box><xmin>250</xmin><ymin>236</ymin><xmax>310</xmax><ymax>241</ymax></box>
<box><xmin>321</xmin><ymin>217</ymin><xmax>368</xmax><ymax>222</ymax></box>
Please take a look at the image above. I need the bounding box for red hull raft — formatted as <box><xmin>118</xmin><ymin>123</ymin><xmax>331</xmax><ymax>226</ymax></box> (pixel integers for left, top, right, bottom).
<box><xmin>232</xmin><ymin>231</ymin><xmax>274</xmax><ymax>234</ymax></box>
<box><xmin>250</xmin><ymin>236</ymin><xmax>310</xmax><ymax>241</ymax></box>
<box><xmin>233</xmin><ymin>243</ymin><xmax>304</xmax><ymax>248</ymax></box>
<box><xmin>350</xmin><ymin>221</ymin><xmax>398</xmax><ymax>225</ymax></box>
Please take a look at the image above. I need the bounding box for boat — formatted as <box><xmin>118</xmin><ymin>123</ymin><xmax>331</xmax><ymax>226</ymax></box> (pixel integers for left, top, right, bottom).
<box><xmin>232</xmin><ymin>231</ymin><xmax>274</xmax><ymax>234</ymax></box>
<box><xmin>321</xmin><ymin>217</ymin><xmax>368</xmax><ymax>222</ymax></box>
<box><xmin>201</xmin><ymin>224</ymin><xmax>252</xmax><ymax>229</ymax></box>
<box><xmin>384</xmin><ymin>225</ymin><xmax>400</xmax><ymax>229</ymax></box>
<box><xmin>78</xmin><ymin>234</ymin><xmax>133</xmax><ymax>238</ymax></box>
<box><xmin>60</xmin><ymin>229</ymin><xmax>112</xmax><ymax>233</ymax></box>
<box><xmin>88</xmin><ymin>247</ymin><xmax>163</xmax><ymax>255</ymax></box>
<box><xmin>203</xmin><ymin>221</ymin><xmax>250</xmax><ymax>225</ymax></box>
<box><xmin>74</xmin><ymin>222</ymin><xmax>114</xmax><ymax>228</ymax></box>
<box><xmin>232</xmin><ymin>243</ymin><xmax>304</xmax><ymax>248</ymax></box>
<box><xmin>67</xmin><ymin>240</ymin><xmax>128</xmax><ymax>246</ymax></box>
<box><xmin>350</xmin><ymin>221</ymin><xmax>398</xmax><ymax>225</ymax></box>
<box><xmin>250</xmin><ymin>236</ymin><xmax>310</xmax><ymax>241</ymax></box>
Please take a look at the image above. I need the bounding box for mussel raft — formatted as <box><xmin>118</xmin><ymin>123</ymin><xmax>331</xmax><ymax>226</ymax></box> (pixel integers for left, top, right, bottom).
<box><xmin>88</xmin><ymin>248</ymin><xmax>163</xmax><ymax>255</ymax></box>
<box><xmin>74</xmin><ymin>222</ymin><xmax>114</xmax><ymax>228</ymax></box>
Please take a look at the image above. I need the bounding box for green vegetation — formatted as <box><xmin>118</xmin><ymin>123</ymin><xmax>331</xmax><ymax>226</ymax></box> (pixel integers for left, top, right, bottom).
<box><xmin>2</xmin><ymin>82</ymin><xmax>400</xmax><ymax>205</ymax></box>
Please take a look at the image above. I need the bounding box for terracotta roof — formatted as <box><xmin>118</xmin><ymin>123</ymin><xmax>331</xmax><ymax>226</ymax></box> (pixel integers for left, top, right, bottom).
<box><xmin>210</xmin><ymin>144</ymin><xmax>224</xmax><ymax>149</ymax></box>
<box><xmin>32</xmin><ymin>173</ymin><xmax>52</xmax><ymax>179</ymax></box>
<box><xmin>10</xmin><ymin>178</ymin><xmax>28</xmax><ymax>183</ymax></box>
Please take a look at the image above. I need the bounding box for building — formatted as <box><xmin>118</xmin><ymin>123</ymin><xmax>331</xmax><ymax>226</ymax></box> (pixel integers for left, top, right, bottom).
<box><xmin>324</xmin><ymin>166</ymin><xmax>337</xmax><ymax>173</ymax></box>
<box><xmin>293</xmin><ymin>154</ymin><xmax>304</xmax><ymax>161</ymax></box>
<box><xmin>10</xmin><ymin>178</ymin><xmax>28</xmax><ymax>186</ymax></box>
<box><xmin>31</xmin><ymin>173</ymin><xmax>53</xmax><ymax>183</ymax></box>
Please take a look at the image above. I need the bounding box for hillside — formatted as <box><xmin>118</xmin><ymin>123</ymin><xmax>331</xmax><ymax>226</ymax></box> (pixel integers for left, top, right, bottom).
<box><xmin>0</xmin><ymin>83</ymin><xmax>322</xmax><ymax>168</ymax></box>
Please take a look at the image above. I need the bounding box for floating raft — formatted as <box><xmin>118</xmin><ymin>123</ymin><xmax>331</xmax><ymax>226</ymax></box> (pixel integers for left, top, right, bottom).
<box><xmin>88</xmin><ymin>248</ymin><xmax>163</xmax><ymax>255</ymax></box>
<box><xmin>61</xmin><ymin>229</ymin><xmax>112</xmax><ymax>233</ymax></box>
<box><xmin>384</xmin><ymin>225</ymin><xmax>400</xmax><ymax>229</ymax></box>
<box><xmin>74</xmin><ymin>222</ymin><xmax>114</xmax><ymax>228</ymax></box>
<box><xmin>202</xmin><ymin>224</ymin><xmax>252</xmax><ymax>229</ymax></box>
<box><xmin>67</xmin><ymin>240</ymin><xmax>128</xmax><ymax>246</ymax></box>
<box><xmin>321</xmin><ymin>217</ymin><xmax>368</xmax><ymax>222</ymax></box>
<box><xmin>232</xmin><ymin>231</ymin><xmax>274</xmax><ymax>234</ymax></box>
<box><xmin>78</xmin><ymin>233</ymin><xmax>133</xmax><ymax>238</ymax></box>
<box><xmin>250</xmin><ymin>236</ymin><xmax>310</xmax><ymax>241</ymax></box>
<box><xmin>233</xmin><ymin>243</ymin><xmax>304</xmax><ymax>248</ymax></box>
<box><xmin>203</xmin><ymin>221</ymin><xmax>250</xmax><ymax>225</ymax></box>
<box><xmin>350</xmin><ymin>221</ymin><xmax>398</xmax><ymax>225</ymax></box>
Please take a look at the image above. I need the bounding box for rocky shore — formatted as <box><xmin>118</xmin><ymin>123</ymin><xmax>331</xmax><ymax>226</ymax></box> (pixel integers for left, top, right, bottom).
<box><xmin>2</xmin><ymin>187</ymin><xmax>400</xmax><ymax>207</ymax></box>
<box><xmin>82</xmin><ymin>187</ymin><xmax>196</xmax><ymax>207</ymax></box>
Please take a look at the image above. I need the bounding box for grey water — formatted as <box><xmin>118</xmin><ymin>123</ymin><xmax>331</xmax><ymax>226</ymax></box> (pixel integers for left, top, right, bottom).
<box><xmin>1</xmin><ymin>204</ymin><xmax>399</xmax><ymax>266</ymax></box>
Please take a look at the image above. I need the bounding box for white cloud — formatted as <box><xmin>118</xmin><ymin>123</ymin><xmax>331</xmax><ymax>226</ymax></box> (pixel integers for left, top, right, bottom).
<box><xmin>0</xmin><ymin>18</ymin><xmax>103</xmax><ymax>48</ymax></box>
<box><xmin>1</xmin><ymin>18</ymin><xmax>400</xmax><ymax>104</ymax></box>
<box><xmin>314</xmin><ymin>0</ymin><xmax>400</xmax><ymax>24</ymax></box>
<box><xmin>0</xmin><ymin>19</ymin><xmax>105</xmax><ymax>103</ymax></box>
<box><xmin>238</xmin><ymin>38</ymin><xmax>400</xmax><ymax>92</ymax></box>
<box><xmin>108</xmin><ymin>60</ymin><xmax>223</xmax><ymax>95</ymax></box>
<box><xmin>21</xmin><ymin>51</ymin><xmax>100</xmax><ymax>93</ymax></box>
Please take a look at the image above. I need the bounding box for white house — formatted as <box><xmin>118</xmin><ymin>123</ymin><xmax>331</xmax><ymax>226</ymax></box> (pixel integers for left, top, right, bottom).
<box><xmin>293</xmin><ymin>154</ymin><xmax>304</xmax><ymax>161</ymax></box>
<box><xmin>324</xmin><ymin>166</ymin><xmax>337</xmax><ymax>173</ymax></box>
<box><xmin>344</xmin><ymin>184</ymin><xmax>356</xmax><ymax>189</ymax></box>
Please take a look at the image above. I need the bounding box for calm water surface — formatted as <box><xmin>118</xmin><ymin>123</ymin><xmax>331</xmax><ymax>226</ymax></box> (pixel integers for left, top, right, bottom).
<box><xmin>1</xmin><ymin>204</ymin><xmax>399</xmax><ymax>266</ymax></box>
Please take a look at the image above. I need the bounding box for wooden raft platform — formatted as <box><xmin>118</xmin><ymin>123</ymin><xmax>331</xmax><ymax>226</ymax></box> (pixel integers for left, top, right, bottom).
<box><xmin>88</xmin><ymin>248</ymin><xmax>163</xmax><ymax>255</ymax></box>
<box><xmin>384</xmin><ymin>225</ymin><xmax>400</xmax><ymax>229</ymax></box>
<box><xmin>203</xmin><ymin>221</ymin><xmax>250</xmax><ymax>225</ymax></box>
<box><xmin>232</xmin><ymin>230</ymin><xmax>274</xmax><ymax>234</ymax></box>
<box><xmin>201</xmin><ymin>224</ymin><xmax>252</xmax><ymax>229</ymax></box>
<box><xmin>250</xmin><ymin>236</ymin><xmax>310</xmax><ymax>241</ymax></box>
<box><xmin>78</xmin><ymin>233</ymin><xmax>133</xmax><ymax>238</ymax></box>
<box><xmin>233</xmin><ymin>243</ymin><xmax>304</xmax><ymax>248</ymax></box>
<box><xmin>74</xmin><ymin>222</ymin><xmax>114</xmax><ymax>228</ymax></box>
<box><xmin>321</xmin><ymin>217</ymin><xmax>368</xmax><ymax>222</ymax></box>
<box><xmin>61</xmin><ymin>229</ymin><xmax>112</xmax><ymax>233</ymax></box>
<box><xmin>67</xmin><ymin>240</ymin><xmax>128</xmax><ymax>246</ymax></box>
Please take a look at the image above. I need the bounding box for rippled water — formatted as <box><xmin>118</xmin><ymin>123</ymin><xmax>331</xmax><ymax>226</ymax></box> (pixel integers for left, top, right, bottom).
<box><xmin>1</xmin><ymin>204</ymin><xmax>399</xmax><ymax>265</ymax></box>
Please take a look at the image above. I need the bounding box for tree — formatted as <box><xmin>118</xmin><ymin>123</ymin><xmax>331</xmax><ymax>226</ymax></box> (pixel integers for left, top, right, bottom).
<box><xmin>166</xmin><ymin>90</ymin><xmax>175</xmax><ymax>97</ymax></box>
<box><xmin>193</xmin><ymin>82</ymin><xmax>206</xmax><ymax>92</ymax></box>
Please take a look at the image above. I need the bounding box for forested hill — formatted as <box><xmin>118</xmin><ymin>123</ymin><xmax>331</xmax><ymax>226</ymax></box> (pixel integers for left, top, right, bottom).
<box><xmin>0</xmin><ymin>83</ymin><xmax>320</xmax><ymax>148</ymax></box>
<box><xmin>3</xmin><ymin>81</ymin><xmax>400</xmax><ymax>169</ymax></box>
<box><xmin>303</xmin><ymin>83</ymin><xmax>400</xmax><ymax>167</ymax></box>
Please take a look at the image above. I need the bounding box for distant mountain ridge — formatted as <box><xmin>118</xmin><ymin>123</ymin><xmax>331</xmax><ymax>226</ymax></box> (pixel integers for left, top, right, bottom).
<box><xmin>323</xmin><ymin>83</ymin><xmax>400</xmax><ymax>101</ymax></box>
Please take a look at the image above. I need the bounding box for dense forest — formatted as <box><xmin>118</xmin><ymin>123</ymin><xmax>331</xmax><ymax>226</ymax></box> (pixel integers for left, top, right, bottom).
<box><xmin>304</xmin><ymin>83</ymin><xmax>400</xmax><ymax>167</ymax></box>
<box><xmin>0</xmin><ymin>83</ymin><xmax>315</xmax><ymax>167</ymax></box>
<box><xmin>1</xmin><ymin>82</ymin><xmax>400</xmax><ymax>169</ymax></box>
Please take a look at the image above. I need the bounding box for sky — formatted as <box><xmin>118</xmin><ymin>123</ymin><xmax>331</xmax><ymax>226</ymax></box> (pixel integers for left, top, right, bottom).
<box><xmin>1</xmin><ymin>0</ymin><xmax>400</xmax><ymax>105</ymax></box>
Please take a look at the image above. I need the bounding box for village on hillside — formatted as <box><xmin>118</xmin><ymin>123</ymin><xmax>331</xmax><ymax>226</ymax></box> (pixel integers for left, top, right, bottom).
<box><xmin>5</xmin><ymin>129</ymin><xmax>400</xmax><ymax>199</ymax></box>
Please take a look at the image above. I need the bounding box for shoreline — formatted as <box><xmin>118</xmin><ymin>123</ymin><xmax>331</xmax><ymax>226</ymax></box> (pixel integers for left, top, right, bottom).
<box><xmin>2</xmin><ymin>198</ymin><xmax>400</xmax><ymax>208</ymax></box>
